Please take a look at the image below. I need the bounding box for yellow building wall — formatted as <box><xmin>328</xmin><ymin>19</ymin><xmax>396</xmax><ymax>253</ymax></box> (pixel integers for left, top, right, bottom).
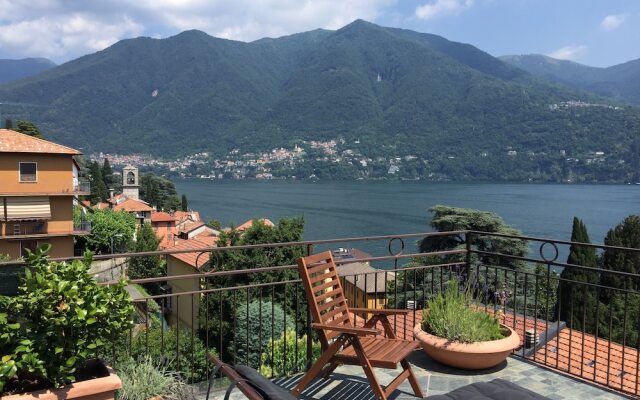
<box><xmin>167</xmin><ymin>259</ymin><xmax>200</xmax><ymax>330</ymax></box>
<box><xmin>0</xmin><ymin>236</ymin><xmax>73</xmax><ymax>259</ymax></box>
<box><xmin>0</xmin><ymin>154</ymin><xmax>75</xmax><ymax>194</ymax></box>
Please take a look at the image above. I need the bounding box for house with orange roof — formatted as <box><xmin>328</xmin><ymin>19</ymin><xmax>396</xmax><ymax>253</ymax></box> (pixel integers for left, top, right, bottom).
<box><xmin>235</xmin><ymin>218</ymin><xmax>275</xmax><ymax>232</ymax></box>
<box><xmin>165</xmin><ymin>236</ymin><xmax>217</xmax><ymax>329</ymax></box>
<box><xmin>150</xmin><ymin>211</ymin><xmax>176</xmax><ymax>248</ymax></box>
<box><xmin>0</xmin><ymin>129</ymin><xmax>90</xmax><ymax>259</ymax></box>
<box><xmin>112</xmin><ymin>197</ymin><xmax>154</xmax><ymax>227</ymax></box>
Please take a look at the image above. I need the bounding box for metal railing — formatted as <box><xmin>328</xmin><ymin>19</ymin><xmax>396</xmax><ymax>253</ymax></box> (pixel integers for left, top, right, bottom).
<box><xmin>1</xmin><ymin>230</ymin><xmax>639</xmax><ymax>397</ymax></box>
<box><xmin>73</xmin><ymin>220</ymin><xmax>91</xmax><ymax>233</ymax></box>
<box><xmin>72</xmin><ymin>180</ymin><xmax>91</xmax><ymax>193</ymax></box>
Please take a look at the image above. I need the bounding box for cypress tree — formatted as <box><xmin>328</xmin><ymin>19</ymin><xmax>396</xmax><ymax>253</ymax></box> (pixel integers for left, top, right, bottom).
<box><xmin>102</xmin><ymin>159</ymin><xmax>114</xmax><ymax>190</ymax></box>
<box><xmin>597</xmin><ymin>215</ymin><xmax>640</xmax><ymax>345</ymax></box>
<box><xmin>557</xmin><ymin>217</ymin><xmax>599</xmax><ymax>332</ymax></box>
<box><xmin>181</xmin><ymin>194</ymin><xmax>188</xmax><ymax>211</ymax></box>
<box><xmin>89</xmin><ymin>161</ymin><xmax>108</xmax><ymax>204</ymax></box>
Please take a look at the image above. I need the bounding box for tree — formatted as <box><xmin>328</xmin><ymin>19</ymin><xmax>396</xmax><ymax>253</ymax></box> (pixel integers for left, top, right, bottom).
<box><xmin>139</xmin><ymin>173</ymin><xmax>181</xmax><ymax>211</ymax></box>
<box><xmin>84</xmin><ymin>209</ymin><xmax>136</xmax><ymax>253</ymax></box>
<box><xmin>4</xmin><ymin>119</ymin><xmax>12</xmax><ymax>129</ymax></box>
<box><xmin>208</xmin><ymin>219</ymin><xmax>222</xmax><ymax>230</ymax></box>
<box><xmin>392</xmin><ymin>205</ymin><xmax>532</xmax><ymax>313</ymax></box>
<box><xmin>419</xmin><ymin>205</ymin><xmax>528</xmax><ymax>270</ymax></box>
<box><xmin>199</xmin><ymin>217</ymin><xmax>305</xmax><ymax>359</ymax></box>
<box><xmin>88</xmin><ymin>160</ymin><xmax>108</xmax><ymax>204</ymax></box>
<box><xmin>181</xmin><ymin>194</ymin><xmax>188</xmax><ymax>212</ymax></box>
<box><xmin>556</xmin><ymin>217</ymin><xmax>599</xmax><ymax>331</ymax></box>
<box><xmin>128</xmin><ymin>223</ymin><xmax>163</xmax><ymax>293</ymax></box>
<box><xmin>231</xmin><ymin>301</ymin><xmax>293</xmax><ymax>368</ymax></box>
<box><xmin>597</xmin><ymin>215</ymin><xmax>640</xmax><ymax>345</ymax></box>
<box><xmin>101</xmin><ymin>159</ymin><xmax>114</xmax><ymax>191</ymax></box>
<box><xmin>14</xmin><ymin>120</ymin><xmax>42</xmax><ymax>139</ymax></box>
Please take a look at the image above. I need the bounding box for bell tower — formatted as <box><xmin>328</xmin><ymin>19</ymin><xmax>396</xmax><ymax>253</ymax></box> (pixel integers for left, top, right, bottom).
<box><xmin>122</xmin><ymin>165</ymin><xmax>140</xmax><ymax>200</ymax></box>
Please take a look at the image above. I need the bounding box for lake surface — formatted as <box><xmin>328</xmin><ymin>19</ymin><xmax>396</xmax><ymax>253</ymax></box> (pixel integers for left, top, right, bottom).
<box><xmin>175</xmin><ymin>180</ymin><xmax>639</xmax><ymax>259</ymax></box>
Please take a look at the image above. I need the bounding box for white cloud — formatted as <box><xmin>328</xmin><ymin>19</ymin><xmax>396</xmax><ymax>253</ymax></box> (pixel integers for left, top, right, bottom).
<box><xmin>0</xmin><ymin>14</ymin><xmax>143</xmax><ymax>61</ymax></box>
<box><xmin>600</xmin><ymin>14</ymin><xmax>627</xmax><ymax>31</ymax></box>
<box><xmin>0</xmin><ymin>0</ymin><xmax>395</xmax><ymax>62</ymax></box>
<box><xmin>415</xmin><ymin>0</ymin><xmax>475</xmax><ymax>20</ymax></box>
<box><xmin>548</xmin><ymin>45</ymin><xmax>587</xmax><ymax>61</ymax></box>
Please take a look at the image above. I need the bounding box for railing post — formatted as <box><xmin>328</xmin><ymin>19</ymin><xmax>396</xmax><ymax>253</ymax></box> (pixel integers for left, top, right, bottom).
<box><xmin>465</xmin><ymin>231</ymin><xmax>472</xmax><ymax>285</ymax></box>
<box><xmin>306</xmin><ymin>243</ymin><xmax>313</xmax><ymax>370</ymax></box>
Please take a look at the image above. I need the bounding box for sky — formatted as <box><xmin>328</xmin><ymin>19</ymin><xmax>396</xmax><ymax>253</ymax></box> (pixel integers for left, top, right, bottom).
<box><xmin>0</xmin><ymin>0</ymin><xmax>638</xmax><ymax>67</ymax></box>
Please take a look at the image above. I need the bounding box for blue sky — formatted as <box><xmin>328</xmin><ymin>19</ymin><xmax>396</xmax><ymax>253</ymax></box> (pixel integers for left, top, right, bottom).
<box><xmin>0</xmin><ymin>0</ymin><xmax>638</xmax><ymax>67</ymax></box>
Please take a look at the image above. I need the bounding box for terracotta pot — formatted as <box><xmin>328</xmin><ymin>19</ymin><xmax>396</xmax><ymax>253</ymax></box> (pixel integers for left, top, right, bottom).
<box><xmin>3</xmin><ymin>367</ymin><xmax>121</xmax><ymax>400</ymax></box>
<box><xmin>413</xmin><ymin>323</ymin><xmax>520</xmax><ymax>370</ymax></box>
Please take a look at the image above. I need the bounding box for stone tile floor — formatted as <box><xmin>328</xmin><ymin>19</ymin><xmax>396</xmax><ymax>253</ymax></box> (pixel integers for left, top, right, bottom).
<box><xmin>204</xmin><ymin>352</ymin><xmax>632</xmax><ymax>399</ymax></box>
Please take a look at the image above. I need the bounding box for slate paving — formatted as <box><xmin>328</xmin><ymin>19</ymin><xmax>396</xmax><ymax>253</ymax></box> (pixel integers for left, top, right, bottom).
<box><xmin>203</xmin><ymin>352</ymin><xmax>631</xmax><ymax>399</ymax></box>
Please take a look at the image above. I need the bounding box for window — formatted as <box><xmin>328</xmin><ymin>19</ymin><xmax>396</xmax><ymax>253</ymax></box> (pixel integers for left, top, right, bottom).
<box><xmin>19</xmin><ymin>162</ymin><xmax>37</xmax><ymax>182</ymax></box>
<box><xmin>20</xmin><ymin>240</ymin><xmax>38</xmax><ymax>258</ymax></box>
<box><xmin>13</xmin><ymin>224</ymin><xmax>21</xmax><ymax>235</ymax></box>
<box><xmin>126</xmin><ymin>171</ymin><xmax>135</xmax><ymax>184</ymax></box>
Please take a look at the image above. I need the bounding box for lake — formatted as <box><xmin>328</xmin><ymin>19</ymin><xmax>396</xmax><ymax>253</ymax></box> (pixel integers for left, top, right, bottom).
<box><xmin>175</xmin><ymin>180</ymin><xmax>639</xmax><ymax>259</ymax></box>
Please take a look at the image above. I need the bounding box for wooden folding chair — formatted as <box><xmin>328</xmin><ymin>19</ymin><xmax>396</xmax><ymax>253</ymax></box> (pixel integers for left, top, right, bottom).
<box><xmin>292</xmin><ymin>251</ymin><xmax>424</xmax><ymax>400</ymax></box>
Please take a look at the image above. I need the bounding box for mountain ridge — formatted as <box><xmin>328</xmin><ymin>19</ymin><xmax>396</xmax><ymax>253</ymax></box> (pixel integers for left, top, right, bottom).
<box><xmin>0</xmin><ymin>20</ymin><xmax>637</xmax><ymax>182</ymax></box>
<box><xmin>500</xmin><ymin>54</ymin><xmax>640</xmax><ymax>105</ymax></box>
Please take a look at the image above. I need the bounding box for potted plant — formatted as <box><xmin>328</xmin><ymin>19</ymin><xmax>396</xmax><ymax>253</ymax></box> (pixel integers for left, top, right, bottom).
<box><xmin>413</xmin><ymin>281</ymin><xmax>520</xmax><ymax>370</ymax></box>
<box><xmin>0</xmin><ymin>245</ymin><xmax>133</xmax><ymax>399</ymax></box>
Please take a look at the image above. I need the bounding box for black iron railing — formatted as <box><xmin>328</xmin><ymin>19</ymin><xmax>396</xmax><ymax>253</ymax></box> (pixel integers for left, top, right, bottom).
<box><xmin>1</xmin><ymin>230</ymin><xmax>639</xmax><ymax>397</ymax></box>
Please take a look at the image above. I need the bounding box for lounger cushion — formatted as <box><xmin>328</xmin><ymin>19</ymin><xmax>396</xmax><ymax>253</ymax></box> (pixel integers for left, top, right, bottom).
<box><xmin>428</xmin><ymin>379</ymin><xmax>549</xmax><ymax>400</ymax></box>
<box><xmin>234</xmin><ymin>365</ymin><xmax>297</xmax><ymax>400</ymax></box>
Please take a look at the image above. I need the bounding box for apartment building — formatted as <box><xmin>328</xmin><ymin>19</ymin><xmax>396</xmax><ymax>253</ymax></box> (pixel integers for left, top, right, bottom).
<box><xmin>0</xmin><ymin>129</ymin><xmax>90</xmax><ymax>259</ymax></box>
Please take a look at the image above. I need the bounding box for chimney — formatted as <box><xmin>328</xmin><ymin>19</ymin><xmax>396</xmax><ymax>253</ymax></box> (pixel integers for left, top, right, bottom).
<box><xmin>109</xmin><ymin>188</ymin><xmax>115</xmax><ymax>202</ymax></box>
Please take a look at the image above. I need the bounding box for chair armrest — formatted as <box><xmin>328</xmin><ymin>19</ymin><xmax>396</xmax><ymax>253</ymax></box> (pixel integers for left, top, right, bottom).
<box><xmin>312</xmin><ymin>323</ymin><xmax>380</xmax><ymax>336</ymax></box>
<box><xmin>350</xmin><ymin>308</ymin><xmax>411</xmax><ymax>315</ymax></box>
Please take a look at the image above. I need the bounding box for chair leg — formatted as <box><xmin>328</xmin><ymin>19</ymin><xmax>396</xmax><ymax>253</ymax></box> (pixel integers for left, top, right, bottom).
<box><xmin>291</xmin><ymin>338</ymin><xmax>344</xmax><ymax>396</ymax></box>
<box><xmin>401</xmin><ymin>359</ymin><xmax>424</xmax><ymax>398</ymax></box>
<box><xmin>351</xmin><ymin>336</ymin><xmax>387</xmax><ymax>400</ymax></box>
<box><xmin>320</xmin><ymin>361</ymin><xmax>340</xmax><ymax>379</ymax></box>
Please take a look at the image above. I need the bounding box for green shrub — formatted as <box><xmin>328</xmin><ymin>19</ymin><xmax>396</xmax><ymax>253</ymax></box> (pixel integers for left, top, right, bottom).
<box><xmin>116</xmin><ymin>357</ymin><xmax>194</xmax><ymax>400</ymax></box>
<box><xmin>259</xmin><ymin>329</ymin><xmax>321</xmax><ymax>378</ymax></box>
<box><xmin>422</xmin><ymin>281</ymin><xmax>503</xmax><ymax>343</ymax></box>
<box><xmin>231</xmin><ymin>301</ymin><xmax>293</xmax><ymax>368</ymax></box>
<box><xmin>124</xmin><ymin>326</ymin><xmax>211</xmax><ymax>383</ymax></box>
<box><xmin>0</xmin><ymin>245</ymin><xmax>134</xmax><ymax>392</ymax></box>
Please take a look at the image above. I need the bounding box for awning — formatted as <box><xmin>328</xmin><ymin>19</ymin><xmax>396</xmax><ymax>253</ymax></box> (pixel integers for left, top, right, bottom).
<box><xmin>6</xmin><ymin>197</ymin><xmax>51</xmax><ymax>220</ymax></box>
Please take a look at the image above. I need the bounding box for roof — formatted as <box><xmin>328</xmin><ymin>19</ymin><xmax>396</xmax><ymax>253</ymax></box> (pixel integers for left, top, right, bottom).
<box><xmin>236</xmin><ymin>218</ymin><xmax>275</xmax><ymax>232</ymax></box>
<box><xmin>0</xmin><ymin>129</ymin><xmax>81</xmax><ymax>155</ymax></box>
<box><xmin>167</xmin><ymin>236</ymin><xmax>218</xmax><ymax>269</ymax></box>
<box><xmin>151</xmin><ymin>211</ymin><xmax>176</xmax><ymax>223</ymax></box>
<box><xmin>113</xmin><ymin>198</ymin><xmax>154</xmax><ymax>212</ymax></box>
<box><xmin>336</xmin><ymin>262</ymin><xmax>395</xmax><ymax>293</ymax></box>
<box><xmin>179</xmin><ymin>220</ymin><xmax>205</xmax><ymax>233</ymax></box>
<box><xmin>174</xmin><ymin>210</ymin><xmax>201</xmax><ymax>223</ymax></box>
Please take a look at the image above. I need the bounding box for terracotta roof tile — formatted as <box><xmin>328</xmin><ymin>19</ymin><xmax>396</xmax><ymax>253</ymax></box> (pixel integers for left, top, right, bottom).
<box><xmin>151</xmin><ymin>211</ymin><xmax>175</xmax><ymax>222</ymax></box>
<box><xmin>0</xmin><ymin>129</ymin><xmax>81</xmax><ymax>154</ymax></box>
<box><xmin>113</xmin><ymin>198</ymin><xmax>154</xmax><ymax>212</ymax></box>
<box><xmin>237</xmin><ymin>218</ymin><xmax>275</xmax><ymax>231</ymax></box>
<box><xmin>167</xmin><ymin>237</ymin><xmax>217</xmax><ymax>269</ymax></box>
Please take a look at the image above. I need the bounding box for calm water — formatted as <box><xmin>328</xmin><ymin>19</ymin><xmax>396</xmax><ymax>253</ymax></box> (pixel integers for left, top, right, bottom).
<box><xmin>175</xmin><ymin>180</ymin><xmax>639</xmax><ymax>259</ymax></box>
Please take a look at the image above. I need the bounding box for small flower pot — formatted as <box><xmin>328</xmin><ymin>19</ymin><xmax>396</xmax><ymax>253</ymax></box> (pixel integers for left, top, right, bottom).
<box><xmin>413</xmin><ymin>323</ymin><xmax>520</xmax><ymax>370</ymax></box>
<box><xmin>2</xmin><ymin>367</ymin><xmax>121</xmax><ymax>400</ymax></box>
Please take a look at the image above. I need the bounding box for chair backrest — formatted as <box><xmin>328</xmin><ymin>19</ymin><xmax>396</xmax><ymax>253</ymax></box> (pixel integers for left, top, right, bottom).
<box><xmin>297</xmin><ymin>251</ymin><xmax>353</xmax><ymax>347</ymax></box>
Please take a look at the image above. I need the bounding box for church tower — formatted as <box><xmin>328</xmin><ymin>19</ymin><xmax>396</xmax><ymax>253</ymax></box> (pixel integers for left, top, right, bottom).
<box><xmin>122</xmin><ymin>165</ymin><xmax>140</xmax><ymax>200</ymax></box>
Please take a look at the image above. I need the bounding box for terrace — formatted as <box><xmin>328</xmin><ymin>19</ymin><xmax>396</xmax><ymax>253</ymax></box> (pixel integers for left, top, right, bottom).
<box><xmin>2</xmin><ymin>230</ymin><xmax>639</xmax><ymax>399</ymax></box>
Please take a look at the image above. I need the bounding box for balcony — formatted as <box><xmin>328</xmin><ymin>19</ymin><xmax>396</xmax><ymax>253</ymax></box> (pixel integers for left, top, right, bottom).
<box><xmin>73</xmin><ymin>220</ymin><xmax>91</xmax><ymax>234</ymax></box>
<box><xmin>3</xmin><ymin>231</ymin><xmax>639</xmax><ymax>399</ymax></box>
<box><xmin>72</xmin><ymin>179</ymin><xmax>90</xmax><ymax>194</ymax></box>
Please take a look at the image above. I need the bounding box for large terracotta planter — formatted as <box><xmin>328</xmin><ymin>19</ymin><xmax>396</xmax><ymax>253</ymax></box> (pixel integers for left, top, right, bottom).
<box><xmin>413</xmin><ymin>323</ymin><xmax>520</xmax><ymax>370</ymax></box>
<box><xmin>2</xmin><ymin>367</ymin><xmax>121</xmax><ymax>400</ymax></box>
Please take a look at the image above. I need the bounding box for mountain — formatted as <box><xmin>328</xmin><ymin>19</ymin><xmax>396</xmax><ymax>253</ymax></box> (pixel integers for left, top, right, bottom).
<box><xmin>0</xmin><ymin>20</ymin><xmax>638</xmax><ymax>181</ymax></box>
<box><xmin>0</xmin><ymin>58</ymin><xmax>57</xmax><ymax>84</ymax></box>
<box><xmin>500</xmin><ymin>54</ymin><xmax>640</xmax><ymax>105</ymax></box>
